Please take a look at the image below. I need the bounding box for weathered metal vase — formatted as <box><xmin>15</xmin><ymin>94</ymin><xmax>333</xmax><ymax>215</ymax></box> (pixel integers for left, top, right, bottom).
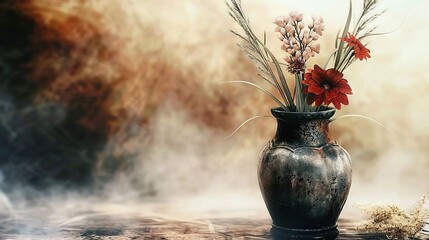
<box><xmin>259</xmin><ymin>107</ymin><xmax>352</xmax><ymax>240</ymax></box>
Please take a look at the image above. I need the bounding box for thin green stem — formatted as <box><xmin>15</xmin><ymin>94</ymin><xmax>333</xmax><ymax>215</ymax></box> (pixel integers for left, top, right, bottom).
<box><xmin>334</xmin><ymin>0</ymin><xmax>353</xmax><ymax>70</ymax></box>
<box><xmin>225</xmin><ymin>115</ymin><xmax>274</xmax><ymax>139</ymax></box>
<box><xmin>324</xmin><ymin>50</ymin><xmax>339</xmax><ymax>69</ymax></box>
<box><xmin>257</xmin><ymin>39</ymin><xmax>295</xmax><ymax>110</ymax></box>
<box><xmin>331</xmin><ymin>114</ymin><xmax>394</xmax><ymax>133</ymax></box>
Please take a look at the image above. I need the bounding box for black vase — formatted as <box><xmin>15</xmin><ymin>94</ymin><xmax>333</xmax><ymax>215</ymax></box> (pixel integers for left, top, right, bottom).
<box><xmin>259</xmin><ymin>107</ymin><xmax>352</xmax><ymax>240</ymax></box>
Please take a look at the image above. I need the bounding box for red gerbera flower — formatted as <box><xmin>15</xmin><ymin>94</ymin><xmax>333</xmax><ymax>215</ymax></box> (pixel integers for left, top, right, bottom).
<box><xmin>302</xmin><ymin>65</ymin><xmax>352</xmax><ymax>110</ymax></box>
<box><xmin>340</xmin><ymin>32</ymin><xmax>371</xmax><ymax>60</ymax></box>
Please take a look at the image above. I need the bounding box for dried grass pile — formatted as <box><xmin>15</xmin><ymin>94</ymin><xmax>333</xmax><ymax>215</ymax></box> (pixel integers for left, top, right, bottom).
<box><xmin>356</xmin><ymin>196</ymin><xmax>428</xmax><ymax>239</ymax></box>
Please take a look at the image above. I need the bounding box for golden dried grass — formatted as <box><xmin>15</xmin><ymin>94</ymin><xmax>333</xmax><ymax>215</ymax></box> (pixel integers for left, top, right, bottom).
<box><xmin>356</xmin><ymin>196</ymin><xmax>428</xmax><ymax>239</ymax></box>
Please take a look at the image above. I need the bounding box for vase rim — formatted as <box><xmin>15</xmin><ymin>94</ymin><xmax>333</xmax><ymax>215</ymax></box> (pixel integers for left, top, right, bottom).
<box><xmin>271</xmin><ymin>107</ymin><xmax>336</xmax><ymax>120</ymax></box>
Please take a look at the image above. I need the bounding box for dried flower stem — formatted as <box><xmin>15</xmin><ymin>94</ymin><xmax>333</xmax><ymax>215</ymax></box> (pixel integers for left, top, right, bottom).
<box><xmin>226</xmin><ymin>0</ymin><xmax>295</xmax><ymax>111</ymax></box>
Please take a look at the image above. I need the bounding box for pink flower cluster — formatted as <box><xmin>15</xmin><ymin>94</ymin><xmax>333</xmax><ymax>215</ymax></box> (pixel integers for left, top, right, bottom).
<box><xmin>275</xmin><ymin>12</ymin><xmax>325</xmax><ymax>74</ymax></box>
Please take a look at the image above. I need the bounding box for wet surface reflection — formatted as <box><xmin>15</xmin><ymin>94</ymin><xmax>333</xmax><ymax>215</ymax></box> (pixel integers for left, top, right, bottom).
<box><xmin>1</xmin><ymin>212</ymin><xmax>428</xmax><ymax>239</ymax></box>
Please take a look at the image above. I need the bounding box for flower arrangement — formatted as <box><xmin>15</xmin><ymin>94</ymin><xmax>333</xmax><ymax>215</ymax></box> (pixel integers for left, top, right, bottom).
<box><xmin>226</xmin><ymin>0</ymin><xmax>385</xmax><ymax>112</ymax></box>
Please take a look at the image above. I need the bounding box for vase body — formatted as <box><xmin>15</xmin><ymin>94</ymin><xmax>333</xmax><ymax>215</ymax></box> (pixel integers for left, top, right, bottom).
<box><xmin>258</xmin><ymin>107</ymin><xmax>352</xmax><ymax>240</ymax></box>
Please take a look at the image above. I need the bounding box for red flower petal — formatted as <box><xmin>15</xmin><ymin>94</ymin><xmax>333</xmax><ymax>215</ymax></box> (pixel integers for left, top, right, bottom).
<box><xmin>307</xmin><ymin>93</ymin><xmax>316</xmax><ymax>105</ymax></box>
<box><xmin>337</xmin><ymin>93</ymin><xmax>349</xmax><ymax>105</ymax></box>
<box><xmin>301</xmin><ymin>64</ymin><xmax>353</xmax><ymax>110</ymax></box>
<box><xmin>315</xmin><ymin>95</ymin><xmax>324</xmax><ymax>106</ymax></box>
<box><xmin>314</xmin><ymin>65</ymin><xmax>329</xmax><ymax>83</ymax></box>
<box><xmin>337</xmin><ymin>80</ymin><xmax>353</xmax><ymax>94</ymax></box>
<box><xmin>355</xmin><ymin>46</ymin><xmax>371</xmax><ymax>60</ymax></box>
<box><xmin>325</xmin><ymin>88</ymin><xmax>339</xmax><ymax>101</ymax></box>
<box><xmin>340</xmin><ymin>32</ymin><xmax>371</xmax><ymax>61</ymax></box>
<box><xmin>311</xmin><ymin>68</ymin><xmax>323</xmax><ymax>84</ymax></box>
<box><xmin>308</xmin><ymin>83</ymin><xmax>325</xmax><ymax>95</ymax></box>
<box><xmin>332</xmin><ymin>99</ymin><xmax>341</xmax><ymax>110</ymax></box>
<box><xmin>326</xmin><ymin>69</ymin><xmax>343</xmax><ymax>84</ymax></box>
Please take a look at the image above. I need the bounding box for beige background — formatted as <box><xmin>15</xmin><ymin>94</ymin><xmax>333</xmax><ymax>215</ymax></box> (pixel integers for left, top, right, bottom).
<box><xmin>2</xmin><ymin>0</ymin><xmax>429</xmax><ymax>221</ymax></box>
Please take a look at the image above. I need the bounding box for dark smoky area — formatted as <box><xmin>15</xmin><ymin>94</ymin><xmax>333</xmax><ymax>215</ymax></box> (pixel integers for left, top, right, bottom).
<box><xmin>0</xmin><ymin>0</ymin><xmax>428</xmax><ymax>239</ymax></box>
<box><xmin>0</xmin><ymin>0</ymin><xmax>272</xmax><ymax>210</ymax></box>
<box><xmin>0</xmin><ymin>0</ymin><xmax>135</xmax><ymax>191</ymax></box>
<box><xmin>0</xmin><ymin>0</ymin><xmax>239</xmax><ymax>188</ymax></box>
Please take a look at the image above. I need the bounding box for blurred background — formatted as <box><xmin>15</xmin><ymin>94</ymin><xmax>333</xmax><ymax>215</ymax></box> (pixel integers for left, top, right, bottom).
<box><xmin>0</xmin><ymin>0</ymin><xmax>428</xmax><ymax>233</ymax></box>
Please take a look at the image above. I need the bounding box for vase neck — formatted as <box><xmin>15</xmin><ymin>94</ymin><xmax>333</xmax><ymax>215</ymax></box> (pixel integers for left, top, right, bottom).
<box><xmin>274</xmin><ymin>117</ymin><xmax>333</xmax><ymax>147</ymax></box>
